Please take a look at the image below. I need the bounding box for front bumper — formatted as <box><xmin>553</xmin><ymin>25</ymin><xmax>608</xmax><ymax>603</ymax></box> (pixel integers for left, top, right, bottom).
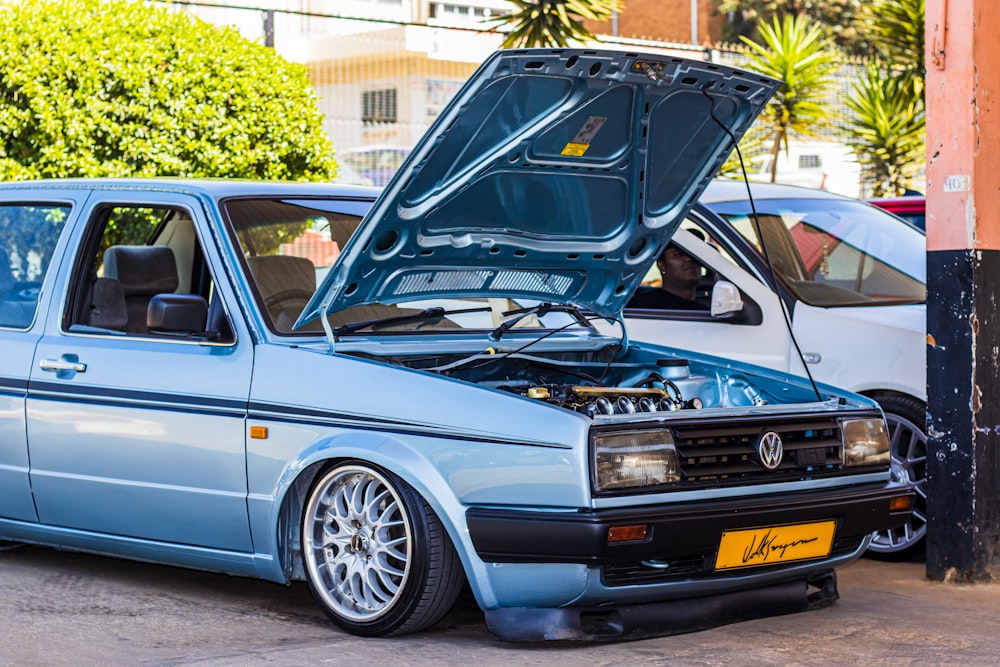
<box><xmin>467</xmin><ymin>482</ymin><xmax>911</xmax><ymax>586</ymax></box>
<box><xmin>467</xmin><ymin>483</ymin><xmax>909</xmax><ymax>641</ymax></box>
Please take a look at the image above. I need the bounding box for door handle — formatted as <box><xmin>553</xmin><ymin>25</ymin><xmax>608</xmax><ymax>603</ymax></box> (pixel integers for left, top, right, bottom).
<box><xmin>39</xmin><ymin>358</ymin><xmax>88</xmax><ymax>373</ymax></box>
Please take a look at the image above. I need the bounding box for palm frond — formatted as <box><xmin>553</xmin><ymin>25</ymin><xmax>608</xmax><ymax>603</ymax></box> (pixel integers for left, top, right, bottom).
<box><xmin>487</xmin><ymin>0</ymin><xmax>621</xmax><ymax>48</ymax></box>
<box><xmin>845</xmin><ymin>60</ymin><xmax>925</xmax><ymax>196</ymax></box>
<box><xmin>862</xmin><ymin>0</ymin><xmax>924</xmax><ymax>72</ymax></box>
<box><xmin>739</xmin><ymin>14</ymin><xmax>841</xmax><ymax>180</ymax></box>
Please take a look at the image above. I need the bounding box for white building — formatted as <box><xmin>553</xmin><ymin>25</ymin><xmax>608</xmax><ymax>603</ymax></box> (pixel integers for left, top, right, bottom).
<box><xmin>174</xmin><ymin>1</ymin><xmax>708</xmax><ymax>159</ymax></box>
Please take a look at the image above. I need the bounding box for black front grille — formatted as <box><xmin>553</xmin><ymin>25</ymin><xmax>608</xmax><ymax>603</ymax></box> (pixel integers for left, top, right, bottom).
<box><xmin>670</xmin><ymin>416</ymin><xmax>844</xmax><ymax>490</ymax></box>
<box><xmin>603</xmin><ymin>553</ymin><xmax>708</xmax><ymax>585</ymax></box>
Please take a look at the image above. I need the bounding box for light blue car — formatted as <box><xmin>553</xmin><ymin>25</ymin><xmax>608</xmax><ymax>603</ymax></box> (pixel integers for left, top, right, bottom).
<box><xmin>0</xmin><ymin>49</ymin><xmax>911</xmax><ymax>641</ymax></box>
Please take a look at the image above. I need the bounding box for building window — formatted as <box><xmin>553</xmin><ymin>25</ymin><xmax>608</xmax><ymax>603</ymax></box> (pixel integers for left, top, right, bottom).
<box><xmin>429</xmin><ymin>3</ymin><xmax>504</xmax><ymax>20</ymax></box>
<box><xmin>798</xmin><ymin>154</ymin><xmax>822</xmax><ymax>169</ymax></box>
<box><xmin>362</xmin><ymin>89</ymin><xmax>398</xmax><ymax>124</ymax></box>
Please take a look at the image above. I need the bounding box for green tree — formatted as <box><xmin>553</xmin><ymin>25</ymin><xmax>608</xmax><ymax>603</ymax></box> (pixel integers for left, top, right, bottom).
<box><xmin>719</xmin><ymin>0</ymin><xmax>869</xmax><ymax>56</ymax></box>
<box><xmin>489</xmin><ymin>0</ymin><xmax>621</xmax><ymax>48</ymax></box>
<box><xmin>718</xmin><ymin>123</ymin><xmax>770</xmax><ymax>178</ymax></box>
<box><xmin>0</xmin><ymin>0</ymin><xmax>335</xmax><ymax>182</ymax></box>
<box><xmin>846</xmin><ymin>61</ymin><xmax>925</xmax><ymax>196</ymax></box>
<box><xmin>846</xmin><ymin>0</ymin><xmax>925</xmax><ymax>195</ymax></box>
<box><xmin>739</xmin><ymin>14</ymin><xmax>841</xmax><ymax>182</ymax></box>
<box><xmin>858</xmin><ymin>0</ymin><xmax>924</xmax><ymax>72</ymax></box>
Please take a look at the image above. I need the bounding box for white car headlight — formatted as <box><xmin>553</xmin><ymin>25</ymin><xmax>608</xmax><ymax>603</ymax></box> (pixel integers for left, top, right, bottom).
<box><xmin>593</xmin><ymin>430</ymin><xmax>681</xmax><ymax>491</ymax></box>
<box><xmin>841</xmin><ymin>418</ymin><xmax>891</xmax><ymax>466</ymax></box>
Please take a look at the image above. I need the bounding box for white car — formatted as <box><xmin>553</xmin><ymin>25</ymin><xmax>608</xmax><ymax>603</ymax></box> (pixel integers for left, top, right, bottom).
<box><xmin>615</xmin><ymin>180</ymin><xmax>927</xmax><ymax>558</ymax></box>
<box><xmin>746</xmin><ymin>141</ymin><xmax>862</xmax><ymax>197</ymax></box>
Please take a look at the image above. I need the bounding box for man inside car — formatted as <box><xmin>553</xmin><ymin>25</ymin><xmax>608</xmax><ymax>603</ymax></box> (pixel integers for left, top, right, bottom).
<box><xmin>627</xmin><ymin>242</ymin><xmax>709</xmax><ymax>310</ymax></box>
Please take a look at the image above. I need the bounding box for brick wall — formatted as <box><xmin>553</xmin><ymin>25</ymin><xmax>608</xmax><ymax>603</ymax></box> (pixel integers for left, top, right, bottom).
<box><xmin>588</xmin><ymin>0</ymin><xmax>724</xmax><ymax>46</ymax></box>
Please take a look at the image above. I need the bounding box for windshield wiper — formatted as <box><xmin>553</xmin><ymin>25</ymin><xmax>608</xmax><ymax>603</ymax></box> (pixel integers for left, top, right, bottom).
<box><xmin>488</xmin><ymin>302</ymin><xmax>589</xmax><ymax>341</ymax></box>
<box><xmin>331</xmin><ymin>306</ymin><xmax>491</xmax><ymax>338</ymax></box>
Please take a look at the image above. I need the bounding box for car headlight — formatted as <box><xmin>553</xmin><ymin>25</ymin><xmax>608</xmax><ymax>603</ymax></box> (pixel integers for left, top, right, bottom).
<box><xmin>593</xmin><ymin>430</ymin><xmax>681</xmax><ymax>491</ymax></box>
<box><xmin>841</xmin><ymin>418</ymin><xmax>891</xmax><ymax>466</ymax></box>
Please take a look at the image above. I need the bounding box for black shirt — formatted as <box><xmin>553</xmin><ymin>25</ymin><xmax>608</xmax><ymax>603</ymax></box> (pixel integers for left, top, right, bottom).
<box><xmin>626</xmin><ymin>286</ymin><xmax>708</xmax><ymax>310</ymax></box>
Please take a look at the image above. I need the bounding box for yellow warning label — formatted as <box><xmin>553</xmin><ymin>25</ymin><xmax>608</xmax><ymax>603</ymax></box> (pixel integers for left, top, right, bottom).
<box><xmin>561</xmin><ymin>142</ymin><xmax>589</xmax><ymax>156</ymax></box>
<box><xmin>561</xmin><ymin>115</ymin><xmax>607</xmax><ymax>156</ymax></box>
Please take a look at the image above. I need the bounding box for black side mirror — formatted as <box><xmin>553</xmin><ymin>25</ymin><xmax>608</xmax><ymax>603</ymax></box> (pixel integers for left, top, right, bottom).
<box><xmin>147</xmin><ymin>294</ymin><xmax>209</xmax><ymax>336</ymax></box>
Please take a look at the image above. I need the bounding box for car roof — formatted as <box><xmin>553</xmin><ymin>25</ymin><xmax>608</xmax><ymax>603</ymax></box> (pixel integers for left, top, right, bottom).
<box><xmin>0</xmin><ymin>178</ymin><xmax>381</xmax><ymax>200</ymax></box>
<box><xmin>701</xmin><ymin>178</ymin><xmax>858</xmax><ymax>204</ymax></box>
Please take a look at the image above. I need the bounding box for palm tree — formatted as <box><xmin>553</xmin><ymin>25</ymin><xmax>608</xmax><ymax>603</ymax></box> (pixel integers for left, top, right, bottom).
<box><xmin>845</xmin><ymin>0</ymin><xmax>925</xmax><ymax>195</ymax></box>
<box><xmin>720</xmin><ymin>0</ymin><xmax>869</xmax><ymax>56</ymax></box>
<box><xmin>718</xmin><ymin>123</ymin><xmax>771</xmax><ymax>178</ymax></box>
<box><xmin>846</xmin><ymin>61</ymin><xmax>925</xmax><ymax>196</ymax></box>
<box><xmin>861</xmin><ymin>0</ymin><xmax>924</xmax><ymax>76</ymax></box>
<box><xmin>489</xmin><ymin>0</ymin><xmax>620</xmax><ymax>48</ymax></box>
<box><xmin>739</xmin><ymin>14</ymin><xmax>841</xmax><ymax>182</ymax></box>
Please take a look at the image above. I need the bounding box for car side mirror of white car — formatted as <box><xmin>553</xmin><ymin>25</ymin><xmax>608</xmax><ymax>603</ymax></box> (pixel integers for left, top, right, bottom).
<box><xmin>710</xmin><ymin>280</ymin><xmax>744</xmax><ymax>318</ymax></box>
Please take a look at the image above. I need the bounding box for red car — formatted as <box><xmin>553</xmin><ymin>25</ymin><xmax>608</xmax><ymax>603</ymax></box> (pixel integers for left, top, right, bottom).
<box><xmin>867</xmin><ymin>196</ymin><xmax>926</xmax><ymax>231</ymax></box>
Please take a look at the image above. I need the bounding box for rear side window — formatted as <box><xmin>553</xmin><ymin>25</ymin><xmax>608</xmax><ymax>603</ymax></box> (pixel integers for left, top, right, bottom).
<box><xmin>0</xmin><ymin>204</ymin><xmax>69</xmax><ymax>328</ymax></box>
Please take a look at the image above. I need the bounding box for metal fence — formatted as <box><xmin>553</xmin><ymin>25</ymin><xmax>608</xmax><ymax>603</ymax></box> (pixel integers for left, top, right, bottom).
<box><xmin>167</xmin><ymin>2</ymin><xmax>863</xmax><ymax>161</ymax></box>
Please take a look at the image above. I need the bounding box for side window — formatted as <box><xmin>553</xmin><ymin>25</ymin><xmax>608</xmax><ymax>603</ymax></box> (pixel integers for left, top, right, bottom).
<box><xmin>65</xmin><ymin>205</ymin><xmax>233</xmax><ymax>342</ymax></box>
<box><xmin>627</xmin><ymin>219</ymin><xmax>740</xmax><ymax>311</ymax></box>
<box><xmin>0</xmin><ymin>203</ymin><xmax>69</xmax><ymax>329</ymax></box>
<box><xmin>716</xmin><ymin>201</ymin><xmax>925</xmax><ymax>306</ymax></box>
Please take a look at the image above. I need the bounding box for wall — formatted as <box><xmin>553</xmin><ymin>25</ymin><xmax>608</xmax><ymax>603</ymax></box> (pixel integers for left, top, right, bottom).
<box><xmin>588</xmin><ymin>0</ymin><xmax>723</xmax><ymax>45</ymax></box>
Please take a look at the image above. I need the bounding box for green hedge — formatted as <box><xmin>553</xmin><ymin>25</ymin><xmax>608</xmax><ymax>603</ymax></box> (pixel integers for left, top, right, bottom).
<box><xmin>0</xmin><ymin>0</ymin><xmax>335</xmax><ymax>181</ymax></box>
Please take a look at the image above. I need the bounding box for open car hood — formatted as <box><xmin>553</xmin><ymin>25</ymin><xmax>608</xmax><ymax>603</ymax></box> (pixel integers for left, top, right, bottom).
<box><xmin>300</xmin><ymin>49</ymin><xmax>778</xmax><ymax>325</ymax></box>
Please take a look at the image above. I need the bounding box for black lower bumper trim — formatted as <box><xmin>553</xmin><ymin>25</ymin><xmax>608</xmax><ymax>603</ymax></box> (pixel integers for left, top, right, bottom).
<box><xmin>483</xmin><ymin>570</ymin><xmax>839</xmax><ymax>642</ymax></box>
<box><xmin>467</xmin><ymin>483</ymin><xmax>912</xmax><ymax>563</ymax></box>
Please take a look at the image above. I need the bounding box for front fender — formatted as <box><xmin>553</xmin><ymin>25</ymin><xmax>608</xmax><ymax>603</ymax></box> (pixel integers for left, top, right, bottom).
<box><xmin>248</xmin><ymin>426</ymin><xmax>586</xmax><ymax>609</ymax></box>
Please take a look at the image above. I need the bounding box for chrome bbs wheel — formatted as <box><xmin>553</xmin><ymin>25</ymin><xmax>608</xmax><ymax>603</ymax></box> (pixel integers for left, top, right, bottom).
<box><xmin>301</xmin><ymin>461</ymin><xmax>463</xmax><ymax>636</ymax></box>
<box><xmin>303</xmin><ymin>465</ymin><xmax>411</xmax><ymax>621</ymax></box>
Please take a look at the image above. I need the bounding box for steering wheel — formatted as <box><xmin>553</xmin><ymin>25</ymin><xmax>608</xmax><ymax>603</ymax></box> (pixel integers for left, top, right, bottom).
<box><xmin>264</xmin><ymin>288</ymin><xmax>315</xmax><ymax>326</ymax></box>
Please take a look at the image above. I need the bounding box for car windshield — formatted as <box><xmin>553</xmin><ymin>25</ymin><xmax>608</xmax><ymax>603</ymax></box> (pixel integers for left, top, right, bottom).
<box><xmin>223</xmin><ymin>197</ymin><xmax>589</xmax><ymax>335</ymax></box>
<box><xmin>706</xmin><ymin>197</ymin><xmax>926</xmax><ymax>307</ymax></box>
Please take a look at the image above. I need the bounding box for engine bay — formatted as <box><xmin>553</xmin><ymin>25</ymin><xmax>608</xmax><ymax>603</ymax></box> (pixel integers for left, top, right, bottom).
<box><xmin>356</xmin><ymin>345</ymin><xmax>807</xmax><ymax>418</ymax></box>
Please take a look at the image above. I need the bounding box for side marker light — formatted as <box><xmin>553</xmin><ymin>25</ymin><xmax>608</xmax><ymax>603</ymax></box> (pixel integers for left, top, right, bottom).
<box><xmin>889</xmin><ymin>495</ymin><xmax>912</xmax><ymax>512</ymax></box>
<box><xmin>608</xmin><ymin>524</ymin><xmax>649</xmax><ymax>543</ymax></box>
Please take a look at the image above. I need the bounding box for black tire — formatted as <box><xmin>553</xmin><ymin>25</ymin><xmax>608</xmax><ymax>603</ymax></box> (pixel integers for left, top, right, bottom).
<box><xmin>865</xmin><ymin>392</ymin><xmax>927</xmax><ymax>560</ymax></box>
<box><xmin>301</xmin><ymin>461</ymin><xmax>464</xmax><ymax>637</ymax></box>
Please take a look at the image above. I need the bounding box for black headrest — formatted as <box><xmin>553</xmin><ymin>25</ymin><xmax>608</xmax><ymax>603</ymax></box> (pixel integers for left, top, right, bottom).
<box><xmin>103</xmin><ymin>246</ymin><xmax>179</xmax><ymax>296</ymax></box>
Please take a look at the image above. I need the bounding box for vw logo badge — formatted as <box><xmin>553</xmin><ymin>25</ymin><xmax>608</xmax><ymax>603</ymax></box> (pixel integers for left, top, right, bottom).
<box><xmin>757</xmin><ymin>431</ymin><xmax>783</xmax><ymax>470</ymax></box>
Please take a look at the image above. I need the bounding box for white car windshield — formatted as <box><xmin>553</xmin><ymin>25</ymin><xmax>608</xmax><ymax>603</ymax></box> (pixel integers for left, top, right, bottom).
<box><xmin>707</xmin><ymin>198</ymin><xmax>926</xmax><ymax>307</ymax></box>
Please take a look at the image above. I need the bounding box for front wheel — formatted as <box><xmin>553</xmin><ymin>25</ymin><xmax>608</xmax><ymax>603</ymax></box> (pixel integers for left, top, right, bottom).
<box><xmin>866</xmin><ymin>393</ymin><xmax>927</xmax><ymax>559</ymax></box>
<box><xmin>301</xmin><ymin>461</ymin><xmax>464</xmax><ymax>636</ymax></box>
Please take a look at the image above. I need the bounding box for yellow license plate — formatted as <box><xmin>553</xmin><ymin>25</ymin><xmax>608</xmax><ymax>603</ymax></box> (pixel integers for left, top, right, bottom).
<box><xmin>715</xmin><ymin>520</ymin><xmax>836</xmax><ymax>570</ymax></box>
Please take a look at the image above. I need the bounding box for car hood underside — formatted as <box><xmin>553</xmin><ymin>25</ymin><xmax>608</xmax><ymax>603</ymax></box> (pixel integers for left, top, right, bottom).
<box><xmin>300</xmin><ymin>49</ymin><xmax>778</xmax><ymax>326</ymax></box>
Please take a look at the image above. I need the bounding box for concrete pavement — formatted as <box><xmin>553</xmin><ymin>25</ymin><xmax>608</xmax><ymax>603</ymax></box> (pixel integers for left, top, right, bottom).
<box><xmin>0</xmin><ymin>544</ymin><xmax>997</xmax><ymax>666</ymax></box>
